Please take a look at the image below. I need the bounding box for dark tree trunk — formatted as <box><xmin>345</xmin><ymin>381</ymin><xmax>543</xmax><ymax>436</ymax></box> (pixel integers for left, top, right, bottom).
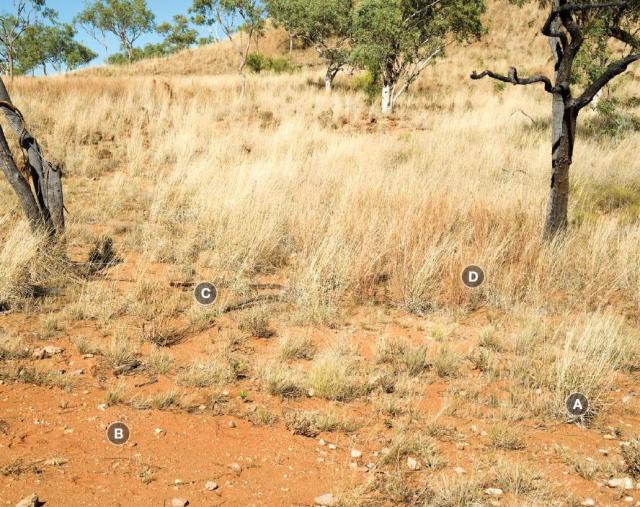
<box><xmin>0</xmin><ymin>125</ymin><xmax>42</xmax><ymax>229</ymax></box>
<box><xmin>0</xmin><ymin>77</ymin><xmax>65</xmax><ymax>237</ymax></box>
<box><xmin>544</xmin><ymin>105</ymin><xmax>577</xmax><ymax>238</ymax></box>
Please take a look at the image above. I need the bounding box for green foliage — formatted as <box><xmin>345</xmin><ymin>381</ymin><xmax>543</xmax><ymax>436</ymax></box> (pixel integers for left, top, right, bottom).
<box><xmin>246</xmin><ymin>51</ymin><xmax>293</xmax><ymax>73</ymax></box>
<box><xmin>16</xmin><ymin>23</ymin><xmax>96</xmax><ymax>74</ymax></box>
<box><xmin>0</xmin><ymin>0</ymin><xmax>51</xmax><ymax>76</ymax></box>
<box><xmin>106</xmin><ymin>42</ymin><xmax>167</xmax><ymax>64</ymax></box>
<box><xmin>267</xmin><ymin>0</ymin><xmax>353</xmax><ymax>69</ymax></box>
<box><xmin>157</xmin><ymin>14</ymin><xmax>198</xmax><ymax>53</ymax></box>
<box><xmin>573</xmin><ymin>179</ymin><xmax>640</xmax><ymax>225</ymax></box>
<box><xmin>582</xmin><ymin>97</ymin><xmax>640</xmax><ymax>141</ymax></box>
<box><xmin>75</xmin><ymin>0</ymin><xmax>155</xmax><ymax>62</ymax></box>
<box><xmin>190</xmin><ymin>0</ymin><xmax>265</xmax><ymax>34</ymax></box>
<box><xmin>352</xmin><ymin>0</ymin><xmax>485</xmax><ymax>72</ymax></box>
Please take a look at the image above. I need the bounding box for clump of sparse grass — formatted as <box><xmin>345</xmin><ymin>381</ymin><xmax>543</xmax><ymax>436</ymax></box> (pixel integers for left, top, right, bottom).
<box><xmin>146</xmin><ymin>348</ymin><xmax>174</xmax><ymax>375</ymax></box>
<box><xmin>71</xmin><ymin>336</ymin><xmax>101</xmax><ymax>356</ymax></box>
<box><xmin>427</xmin><ymin>476</ymin><xmax>482</xmax><ymax>507</ymax></box>
<box><xmin>488</xmin><ymin>423</ymin><xmax>526</xmax><ymax>450</ymax></box>
<box><xmin>432</xmin><ymin>347</ymin><xmax>461</xmax><ymax>378</ymax></box>
<box><xmin>283</xmin><ymin>409</ymin><xmax>345</xmax><ymax>437</ymax></box>
<box><xmin>178</xmin><ymin>352</ymin><xmax>247</xmax><ymax>387</ymax></box>
<box><xmin>277</xmin><ymin>334</ymin><xmax>317</xmax><ymax>360</ymax></box>
<box><xmin>491</xmin><ymin>458</ymin><xmax>547</xmax><ymax>498</ymax></box>
<box><xmin>130</xmin><ymin>390</ymin><xmax>182</xmax><ymax>410</ymax></box>
<box><xmin>375</xmin><ymin>337</ymin><xmax>430</xmax><ymax>376</ymax></box>
<box><xmin>380</xmin><ymin>431</ymin><xmax>446</xmax><ymax>470</ymax></box>
<box><xmin>308</xmin><ymin>346</ymin><xmax>362</xmax><ymax>401</ymax></box>
<box><xmin>553</xmin><ymin>313</ymin><xmax>636</xmax><ymax>418</ymax></box>
<box><xmin>250</xmin><ymin>407</ymin><xmax>277</xmax><ymax>426</ymax></box>
<box><xmin>0</xmin><ymin>333</ymin><xmax>28</xmax><ymax>360</ymax></box>
<box><xmin>141</xmin><ymin>318</ymin><xmax>185</xmax><ymax>347</ymax></box>
<box><xmin>104</xmin><ymin>336</ymin><xmax>137</xmax><ymax>368</ymax></box>
<box><xmin>621</xmin><ymin>439</ymin><xmax>640</xmax><ymax>478</ymax></box>
<box><xmin>257</xmin><ymin>359</ymin><xmax>306</xmax><ymax>398</ymax></box>
<box><xmin>106</xmin><ymin>381</ymin><xmax>126</xmax><ymax>406</ymax></box>
<box><xmin>477</xmin><ymin>326</ymin><xmax>503</xmax><ymax>352</ymax></box>
<box><xmin>238</xmin><ymin>306</ymin><xmax>275</xmax><ymax>338</ymax></box>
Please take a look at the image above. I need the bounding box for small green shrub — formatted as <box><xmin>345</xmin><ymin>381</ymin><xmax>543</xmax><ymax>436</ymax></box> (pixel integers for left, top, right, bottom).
<box><xmin>246</xmin><ymin>52</ymin><xmax>293</xmax><ymax>74</ymax></box>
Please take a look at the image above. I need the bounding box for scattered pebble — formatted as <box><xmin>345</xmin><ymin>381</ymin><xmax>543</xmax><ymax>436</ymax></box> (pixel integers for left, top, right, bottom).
<box><xmin>33</xmin><ymin>346</ymin><xmax>63</xmax><ymax>359</ymax></box>
<box><xmin>82</xmin><ymin>353</ymin><xmax>94</xmax><ymax>359</ymax></box>
<box><xmin>350</xmin><ymin>449</ymin><xmax>362</xmax><ymax>459</ymax></box>
<box><xmin>454</xmin><ymin>467</ymin><xmax>465</xmax><ymax>474</ymax></box>
<box><xmin>607</xmin><ymin>478</ymin><xmax>634</xmax><ymax>490</ymax></box>
<box><xmin>319</xmin><ymin>439</ymin><xmax>326</xmax><ymax>446</ymax></box>
<box><xmin>229</xmin><ymin>463</ymin><xmax>242</xmax><ymax>474</ymax></box>
<box><xmin>328</xmin><ymin>444</ymin><xmax>337</xmax><ymax>450</ymax></box>
<box><xmin>314</xmin><ymin>493</ymin><xmax>336</xmax><ymax>506</ymax></box>
<box><xmin>406</xmin><ymin>457</ymin><xmax>420</xmax><ymax>471</ymax></box>
<box><xmin>154</xmin><ymin>428</ymin><xmax>165</xmax><ymax>438</ymax></box>
<box><xmin>16</xmin><ymin>493</ymin><xmax>39</xmax><ymax>507</ymax></box>
<box><xmin>484</xmin><ymin>488</ymin><xmax>504</xmax><ymax>497</ymax></box>
<box><xmin>227</xmin><ymin>421</ymin><xmax>236</xmax><ymax>428</ymax></box>
<box><xmin>205</xmin><ymin>481</ymin><xmax>218</xmax><ymax>491</ymax></box>
<box><xmin>97</xmin><ymin>404</ymin><xmax>107</xmax><ymax>411</ymax></box>
<box><xmin>581</xmin><ymin>498</ymin><xmax>596</xmax><ymax>506</ymax></box>
<box><xmin>171</xmin><ymin>499</ymin><xmax>189</xmax><ymax>507</ymax></box>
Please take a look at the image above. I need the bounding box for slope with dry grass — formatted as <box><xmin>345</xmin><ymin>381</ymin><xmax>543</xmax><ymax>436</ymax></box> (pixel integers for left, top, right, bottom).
<box><xmin>1</xmin><ymin>1</ymin><xmax>640</xmax><ymax>506</ymax></box>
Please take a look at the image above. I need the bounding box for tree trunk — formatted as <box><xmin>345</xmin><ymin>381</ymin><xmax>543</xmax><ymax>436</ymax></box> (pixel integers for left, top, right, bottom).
<box><xmin>544</xmin><ymin>105</ymin><xmax>576</xmax><ymax>238</ymax></box>
<box><xmin>381</xmin><ymin>83</ymin><xmax>393</xmax><ymax>116</ymax></box>
<box><xmin>0</xmin><ymin>125</ymin><xmax>42</xmax><ymax>229</ymax></box>
<box><xmin>289</xmin><ymin>34</ymin><xmax>293</xmax><ymax>55</ymax></box>
<box><xmin>324</xmin><ymin>66</ymin><xmax>339</xmax><ymax>92</ymax></box>
<box><xmin>0</xmin><ymin>77</ymin><xmax>65</xmax><ymax>236</ymax></box>
<box><xmin>8</xmin><ymin>52</ymin><xmax>14</xmax><ymax>81</ymax></box>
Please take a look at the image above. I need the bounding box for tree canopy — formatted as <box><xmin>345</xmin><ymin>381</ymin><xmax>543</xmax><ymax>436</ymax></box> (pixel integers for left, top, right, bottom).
<box><xmin>75</xmin><ymin>0</ymin><xmax>156</xmax><ymax>63</ymax></box>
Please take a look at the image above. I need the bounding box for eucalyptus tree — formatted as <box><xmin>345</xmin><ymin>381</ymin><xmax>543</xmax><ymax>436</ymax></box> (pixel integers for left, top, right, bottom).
<box><xmin>353</xmin><ymin>0</ymin><xmax>485</xmax><ymax>115</ymax></box>
<box><xmin>0</xmin><ymin>0</ymin><xmax>48</xmax><ymax>79</ymax></box>
<box><xmin>472</xmin><ymin>0</ymin><xmax>640</xmax><ymax>238</ymax></box>
<box><xmin>268</xmin><ymin>0</ymin><xmax>354</xmax><ymax>91</ymax></box>
<box><xmin>75</xmin><ymin>0</ymin><xmax>155</xmax><ymax>63</ymax></box>
<box><xmin>191</xmin><ymin>0</ymin><xmax>266</xmax><ymax>75</ymax></box>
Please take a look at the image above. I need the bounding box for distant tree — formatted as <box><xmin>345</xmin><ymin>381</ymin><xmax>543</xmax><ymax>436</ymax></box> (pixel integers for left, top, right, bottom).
<box><xmin>75</xmin><ymin>0</ymin><xmax>155</xmax><ymax>63</ymax></box>
<box><xmin>267</xmin><ymin>0</ymin><xmax>354</xmax><ymax>91</ymax></box>
<box><xmin>471</xmin><ymin>0</ymin><xmax>640</xmax><ymax>238</ymax></box>
<box><xmin>353</xmin><ymin>0</ymin><xmax>485</xmax><ymax>115</ymax></box>
<box><xmin>106</xmin><ymin>41</ymin><xmax>167</xmax><ymax>64</ymax></box>
<box><xmin>190</xmin><ymin>0</ymin><xmax>266</xmax><ymax>77</ymax></box>
<box><xmin>0</xmin><ymin>0</ymin><xmax>49</xmax><ymax>79</ymax></box>
<box><xmin>17</xmin><ymin>23</ymin><xmax>96</xmax><ymax>75</ymax></box>
<box><xmin>157</xmin><ymin>14</ymin><xmax>198</xmax><ymax>53</ymax></box>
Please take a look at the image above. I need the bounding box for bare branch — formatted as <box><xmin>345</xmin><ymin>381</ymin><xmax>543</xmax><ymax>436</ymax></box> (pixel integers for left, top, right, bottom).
<box><xmin>470</xmin><ymin>68</ymin><xmax>555</xmax><ymax>93</ymax></box>
<box><xmin>573</xmin><ymin>53</ymin><xmax>640</xmax><ymax>110</ymax></box>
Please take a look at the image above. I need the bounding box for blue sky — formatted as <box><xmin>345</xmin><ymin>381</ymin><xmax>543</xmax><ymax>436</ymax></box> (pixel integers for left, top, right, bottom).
<box><xmin>46</xmin><ymin>0</ymin><xmax>210</xmax><ymax>63</ymax></box>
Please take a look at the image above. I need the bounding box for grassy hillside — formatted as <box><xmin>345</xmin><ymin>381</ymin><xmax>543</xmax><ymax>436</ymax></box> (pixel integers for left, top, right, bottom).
<box><xmin>1</xmin><ymin>1</ymin><xmax>640</xmax><ymax>506</ymax></box>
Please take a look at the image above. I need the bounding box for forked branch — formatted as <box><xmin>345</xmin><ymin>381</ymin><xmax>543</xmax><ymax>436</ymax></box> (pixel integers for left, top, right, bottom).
<box><xmin>573</xmin><ymin>53</ymin><xmax>640</xmax><ymax>110</ymax></box>
<box><xmin>470</xmin><ymin>68</ymin><xmax>555</xmax><ymax>93</ymax></box>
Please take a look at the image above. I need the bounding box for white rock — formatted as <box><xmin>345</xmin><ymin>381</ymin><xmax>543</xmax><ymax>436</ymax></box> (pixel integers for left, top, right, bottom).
<box><xmin>624</xmin><ymin>497</ymin><xmax>634</xmax><ymax>503</ymax></box>
<box><xmin>406</xmin><ymin>457</ymin><xmax>420</xmax><ymax>471</ymax></box>
<box><xmin>171</xmin><ymin>499</ymin><xmax>189</xmax><ymax>507</ymax></box>
<box><xmin>485</xmin><ymin>488</ymin><xmax>504</xmax><ymax>497</ymax></box>
<box><xmin>581</xmin><ymin>498</ymin><xmax>596</xmax><ymax>506</ymax></box>
<box><xmin>229</xmin><ymin>463</ymin><xmax>242</xmax><ymax>474</ymax></box>
<box><xmin>205</xmin><ymin>481</ymin><xmax>218</xmax><ymax>491</ymax></box>
<box><xmin>319</xmin><ymin>439</ymin><xmax>326</xmax><ymax>446</ymax></box>
<box><xmin>97</xmin><ymin>403</ymin><xmax>107</xmax><ymax>411</ymax></box>
<box><xmin>154</xmin><ymin>428</ymin><xmax>165</xmax><ymax>438</ymax></box>
<box><xmin>227</xmin><ymin>421</ymin><xmax>236</xmax><ymax>428</ymax></box>
<box><xmin>454</xmin><ymin>467</ymin><xmax>466</xmax><ymax>474</ymax></box>
<box><xmin>608</xmin><ymin>478</ymin><xmax>634</xmax><ymax>490</ymax></box>
<box><xmin>328</xmin><ymin>444</ymin><xmax>337</xmax><ymax>450</ymax></box>
<box><xmin>16</xmin><ymin>493</ymin><xmax>39</xmax><ymax>507</ymax></box>
<box><xmin>351</xmin><ymin>449</ymin><xmax>362</xmax><ymax>459</ymax></box>
<box><xmin>314</xmin><ymin>493</ymin><xmax>336</xmax><ymax>506</ymax></box>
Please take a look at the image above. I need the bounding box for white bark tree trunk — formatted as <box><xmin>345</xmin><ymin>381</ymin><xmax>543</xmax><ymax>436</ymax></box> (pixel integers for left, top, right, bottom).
<box><xmin>381</xmin><ymin>84</ymin><xmax>393</xmax><ymax>116</ymax></box>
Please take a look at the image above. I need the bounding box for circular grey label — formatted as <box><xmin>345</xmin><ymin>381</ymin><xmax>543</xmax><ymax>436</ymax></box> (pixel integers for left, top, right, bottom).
<box><xmin>565</xmin><ymin>393</ymin><xmax>589</xmax><ymax>417</ymax></box>
<box><xmin>107</xmin><ymin>422</ymin><xmax>130</xmax><ymax>445</ymax></box>
<box><xmin>194</xmin><ymin>282</ymin><xmax>217</xmax><ymax>306</ymax></box>
<box><xmin>461</xmin><ymin>265</ymin><xmax>485</xmax><ymax>288</ymax></box>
